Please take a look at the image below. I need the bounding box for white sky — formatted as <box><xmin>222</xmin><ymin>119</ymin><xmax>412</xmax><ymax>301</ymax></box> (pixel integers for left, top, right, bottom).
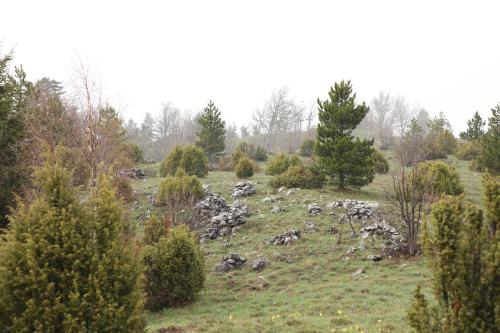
<box><xmin>2</xmin><ymin>0</ymin><xmax>499</xmax><ymax>133</ymax></box>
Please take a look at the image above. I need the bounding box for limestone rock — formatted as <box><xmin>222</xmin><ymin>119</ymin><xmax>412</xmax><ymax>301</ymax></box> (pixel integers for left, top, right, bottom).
<box><xmin>269</xmin><ymin>230</ymin><xmax>301</xmax><ymax>246</ymax></box>
<box><xmin>232</xmin><ymin>181</ymin><xmax>256</xmax><ymax>198</ymax></box>
<box><xmin>215</xmin><ymin>253</ymin><xmax>247</xmax><ymax>272</ymax></box>
<box><xmin>307</xmin><ymin>204</ymin><xmax>322</xmax><ymax>215</ymax></box>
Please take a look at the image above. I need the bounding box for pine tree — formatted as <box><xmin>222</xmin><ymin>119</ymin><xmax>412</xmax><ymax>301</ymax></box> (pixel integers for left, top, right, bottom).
<box><xmin>478</xmin><ymin>104</ymin><xmax>500</xmax><ymax>174</ymax></box>
<box><xmin>314</xmin><ymin>80</ymin><xmax>374</xmax><ymax>188</ymax></box>
<box><xmin>195</xmin><ymin>100</ymin><xmax>226</xmax><ymax>164</ymax></box>
<box><xmin>460</xmin><ymin>111</ymin><xmax>485</xmax><ymax>141</ymax></box>
<box><xmin>408</xmin><ymin>174</ymin><xmax>499</xmax><ymax>332</ymax></box>
<box><xmin>0</xmin><ymin>53</ymin><xmax>29</xmax><ymax>228</ymax></box>
<box><xmin>0</xmin><ymin>152</ymin><xmax>145</xmax><ymax>332</ymax></box>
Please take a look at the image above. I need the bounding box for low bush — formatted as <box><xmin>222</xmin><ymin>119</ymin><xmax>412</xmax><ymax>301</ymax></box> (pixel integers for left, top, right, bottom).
<box><xmin>269</xmin><ymin>165</ymin><xmax>324</xmax><ymax>189</ymax></box>
<box><xmin>112</xmin><ymin>176</ymin><xmax>135</xmax><ymax>202</ymax></box>
<box><xmin>232</xmin><ymin>142</ymin><xmax>267</xmax><ymax>163</ymax></box>
<box><xmin>254</xmin><ymin>146</ymin><xmax>268</xmax><ymax>161</ymax></box>
<box><xmin>265</xmin><ymin>153</ymin><xmax>303</xmax><ymax>175</ymax></box>
<box><xmin>455</xmin><ymin>141</ymin><xmax>481</xmax><ymax>161</ymax></box>
<box><xmin>156</xmin><ymin>170</ymin><xmax>204</xmax><ymax>225</ymax></box>
<box><xmin>143</xmin><ymin>225</ymin><xmax>205</xmax><ymax>311</ymax></box>
<box><xmin>418</xmin><ymin>161</ymin><xmax>464</xmax><ymax>196</ymax></box>
<box><xmin>159</xmin><ymin>145</ymin><xmax>208</xmax><ymax>178</ymax></box>
<box><xmin>373</xmin><ymin>149</ymin><xmax>390</xmax><ymax>174</ymax></box>
<box><xmin>299</xmin><ymin>139</ymin><xmax>315</xmax><ymax>157</ymax></box>
<box><xmin>424</xmin><ymin>129</ymin><xmax>457</xmax><ymax>160</ymax></box>
<box><xmin>129</xmin><ymin>143</ymin><xmax>143</xmax><ymax>163</ymax></box>
<box><xmin>235</xmin><ymin>156</ymin><xmax>254</xmax><ymax>178</ymax></box>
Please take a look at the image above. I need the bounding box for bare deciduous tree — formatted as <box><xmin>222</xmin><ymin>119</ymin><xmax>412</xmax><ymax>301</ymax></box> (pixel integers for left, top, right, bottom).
<box><xmin>154</xmin><ymin>102</ymin><xmax>181</xmax><ymax>138</ymax></box>
<box><xmin>252</xmin><ymin>87</ymin><xmax>304</xmax><ymax>152</ymax></box>
<box><xmin>393</xmin><ymin>95</ymin><xmax>414</xmax><ymax>138</ymax></box>
<box><xmin>385</xmin><ymin>165</ymin><xmax>437</xmax><ymax>256</ymax></box>
<box><xmin>370</xmin><ymin>92</ymin><xmax>395</xmax><ymax>148</ymax></box>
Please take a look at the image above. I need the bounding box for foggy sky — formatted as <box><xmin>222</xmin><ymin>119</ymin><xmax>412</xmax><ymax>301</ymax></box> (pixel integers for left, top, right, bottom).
<box><xmin>2</xmin><ymin>0</ymin><xmax>499</xmax><ymax>133</ymax></box>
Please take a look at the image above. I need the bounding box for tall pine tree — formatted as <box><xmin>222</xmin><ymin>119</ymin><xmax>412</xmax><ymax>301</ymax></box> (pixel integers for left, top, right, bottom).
<box><xmin>460</xmin><ymin>111</ymin><xmax>485</xmax><ymax>141</ymax></box>
<box><xmin>195</xmin><ymin>100</ymin><xmax>226</xmax><ymax>164</ymax></box>
<box><xmin>0</xmin><ymin>151</ymin><xmax>145</xmax><ymax>332</ymax></box>
<box><xmin>0</xmin><ymin>53</ymin><xmax>29</xmax><ymax>228</ymax></box>
<box><xmin>314</xmin><ymin>80</ymin><xmax>374</xmax><ymax>188</ymax></box>
<box><xmin>478</xmin><ymin>104</ymin><xmax>500</xmax><ymax>174</ymax></box>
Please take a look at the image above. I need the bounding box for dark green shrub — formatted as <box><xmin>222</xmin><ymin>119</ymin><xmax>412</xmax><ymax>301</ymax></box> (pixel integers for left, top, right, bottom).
<box><xmin>143</xmin><ymin>225</ymin><xmax>205</xmax><ymax>311</ymax></box>
<box><xmin>408</xmin><ymin>175</ymin><xmax>499</xmax><ymax>332</ymax></box>
<box><xmin>235</xmin><ymin>156</ymin><xmax>254</xmax><ymax>178</ymax></box>
<box><xmin>129</xmin><ymin>143</ymin><xmax>143</xmax><ymax>163</ymax></box>
<box><xmin>231</xmin><ymin>149</ymin><xmax>247</xmax><ymax>167</ymax></box>
<box><xmin>455</xmin><ymin>141</ymin><xmax>481</xmax><ymax>161</ymax></box>
<box><xmin>159</xmin><ymin>146</ymin><xmax>183</xmax><ymax>177</ymax></box>
<box><xmin>159</xmin><ymin>145</ymin><xmax>208</xmax><ymax>178</ymax></box>
<box><xmin>373</xmin><ymin>149</ymin><xmax>389</xmax><ymax>174</ymax></box>
<box><xmin>156</xmin><ymin>170</ymin><xmax>204</xmax><ymax>225</ymax></box>
<box><xmin>0</xmin><ymin>158</ymin><xmax>145</xmax><ymax>332</ymax></box>
<box><xmin>179</xmin><ymin>145</ymin><xmax>209</xmax><ymax>177</ymax></box>
<box><xmin>265</xmin><ymin>153</ymin><xmax>303</xmax><ymax>175</ymax></box>
<box><xmin>144</xmin><ymin>214</ymin><xmax>169</xmax><ymax>246</ymax></box>
<box><xmin>299</xmin><ymin>139</ymin><xmax>315</xmax><ymax>157</ymax></box>
<box><xmin>419</xmin><ymin>161</ymin><xmax>464</xmax><ymax>196</ymax></box>
<box><xmin>232</xmin><ymin>142</ymin><xmax>267</xmax><ymax>163</ymax></box>
<box><xmin>269</xmin><ymin>165</ymin><xmax>324</xmax><ymax>189</ymax></box>
<box><xmin>254</xmin><ymin>146</ymin><xmax>268</xmax><ymax>161</ymax></box>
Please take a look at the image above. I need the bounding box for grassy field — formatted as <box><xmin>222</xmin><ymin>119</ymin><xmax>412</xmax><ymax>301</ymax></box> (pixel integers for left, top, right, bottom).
<box><xmin>130</xmin><ymin>155</ymin><xmax>482</xmax><ymax>333</ymax></box>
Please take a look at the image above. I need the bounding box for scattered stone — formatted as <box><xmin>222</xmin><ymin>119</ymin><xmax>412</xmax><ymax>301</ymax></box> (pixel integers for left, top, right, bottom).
<box><xmin>325</xmin><ymin>225</ymin><xmax>339</xmax><ymax>234</ymax></box>
<box><xmin>359</xmin><ymin>221</ymin><xmax>407</xmax><ymax>256</ymax></box>
<box><xmin>195</xmin><ymin>191</ymin><xmax>250</xmax><ymax>240</ymax></box>
<box><xmin>327</xmin><ymin>199</ymin><xmax>378</xmax><ymax>219</ymax></box>
<box><xmin>308</xmin><ymin>204</ymin><xmax>322</xmax><ymax>215</ymax></box>
<box><xmin>272</xmin><ymin>251</ymin><xmax>292</xmax><ymax>263</ymax></box>
<box><xmin>367</xmin><ymin>254</ymin><xmax>383</xmax><ymax>262</ymax></box>
<box><xmin>268</xmin><ymin>230</ymin><xmax>301</xmax><ymax>246</ymax></box>
<box><xmin>346</xmin><ymin>247</ymin><xmax>358</xmax><ymax>254</ymax></box>
<box><xmin>352</xmin><ymin>267</ymin><xmax>365</xmax><ymax>277</ymax></box>
<box><xmin>271</xmin><ymin>205</ymin><xmax>284</xmax><ymax>214</ymax></box>
<box><xmin>285</xmin><ymin>188</ymin><xmax>298</xmax><ymax>196</ymax></box>
<box><xmin>277</xmin><ymin>186</ymin><xmax>287</xmax><ymax>193</ymax></box>
<box><xmin>232</xmin><ymin>181</ymin><xmax>256</xmax><ymax>198</ymax></box>
<box><xmin>304</xmin><ymin>220</ymin><xmax>316</xmax><ymax>233</ymax></box>
<box><xmin>115</xmin><ymin>168</ymin><xmax>146</xmax><ymax>179</ymax></box>
<box><xmin>215</xmin><ymin>253</ymin><xmax>247</xmax><ymax>272</ymax></box>
<box><xmin>262</xmin><ymin>196</ymin><xmax>274</xmax><ymax>203</ymax></box>
<box><xmin>250</xmin><ymin>275</ymin><xmax>269</xmax><ymax>290</ymax></box>
<box><xmin>251</xmin><ymin>258</ymin><xmax>268</xmax><ymax>271</ymax></box>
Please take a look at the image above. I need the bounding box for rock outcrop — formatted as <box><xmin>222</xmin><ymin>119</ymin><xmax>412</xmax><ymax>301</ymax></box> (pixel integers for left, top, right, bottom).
<box><xmin>268</xmin><ymin>230</ymin><xmax>301</xmax><ymax>246</ymax></box>
<box><xmin>232</xmin><ymin>181</ymin><xmax>256</xmax><ymax>198</ymax></box>
<box><xmin>215</xmin><ymin>253</ymin><xmax>247</xmax><ymax>272</ymax></box>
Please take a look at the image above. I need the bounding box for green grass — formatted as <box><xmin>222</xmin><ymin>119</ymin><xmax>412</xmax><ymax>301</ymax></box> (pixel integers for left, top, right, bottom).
<box><xmin>130</xmin><ymin>154</ymin><xmax>483</xmax><ymax>333</ymax></box>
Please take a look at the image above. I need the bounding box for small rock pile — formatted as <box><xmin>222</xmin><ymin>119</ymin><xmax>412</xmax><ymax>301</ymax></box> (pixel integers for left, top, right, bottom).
<box><xmin>215</xmin><ymin>253</ymin><xmax>247</xmax><ymax>272</ymax></box>
<box><xmin>271</xmin><ymin>205</ymin><xmax>284</xmax><ymax>214</ymax></box>
<box><xmin>232</xmin><ymin>181</ymin><xmax>256</xmax><ymax>198</ymax></box>
<box><xmin>268</xmin><ymin>230</ymin><xmax>301</xmax><ymax>246</ymax></box>
<box><xmin>307</xmin><ymin>204</ymin><xmax>322</xmax><ymax>215</ymax></box>
<box><xmin>115</xmin><ymin>168</ymin><xmax>146</xmax><ymax>179</ymax></box>
<box><xmin>277</xmin><ymin>186</ymin><xmax>287</xmax><ymax>193</ymax></box>
<box><xmin>359</xmin><ymin>221</ymin><xmax>407</xmax><ymax>256</ymax></box>
<box><xmin>304</xmin><ymin>221</ymin><xmax>316</xmax><ymax>233</ymax></box>
<box><xmin>327</xmin><ymin>199</ymin><xmax>378</xmax><ymax>219</ymax></box>
<box><xmin>251</xmin><ymin>258</ymin><xmax>268</xmax><ymax>271</ymax></box>
<box><xmin>194</xmin><ymin>191</ymin><xmax>250</xmax><ymax>240</ymax></box>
